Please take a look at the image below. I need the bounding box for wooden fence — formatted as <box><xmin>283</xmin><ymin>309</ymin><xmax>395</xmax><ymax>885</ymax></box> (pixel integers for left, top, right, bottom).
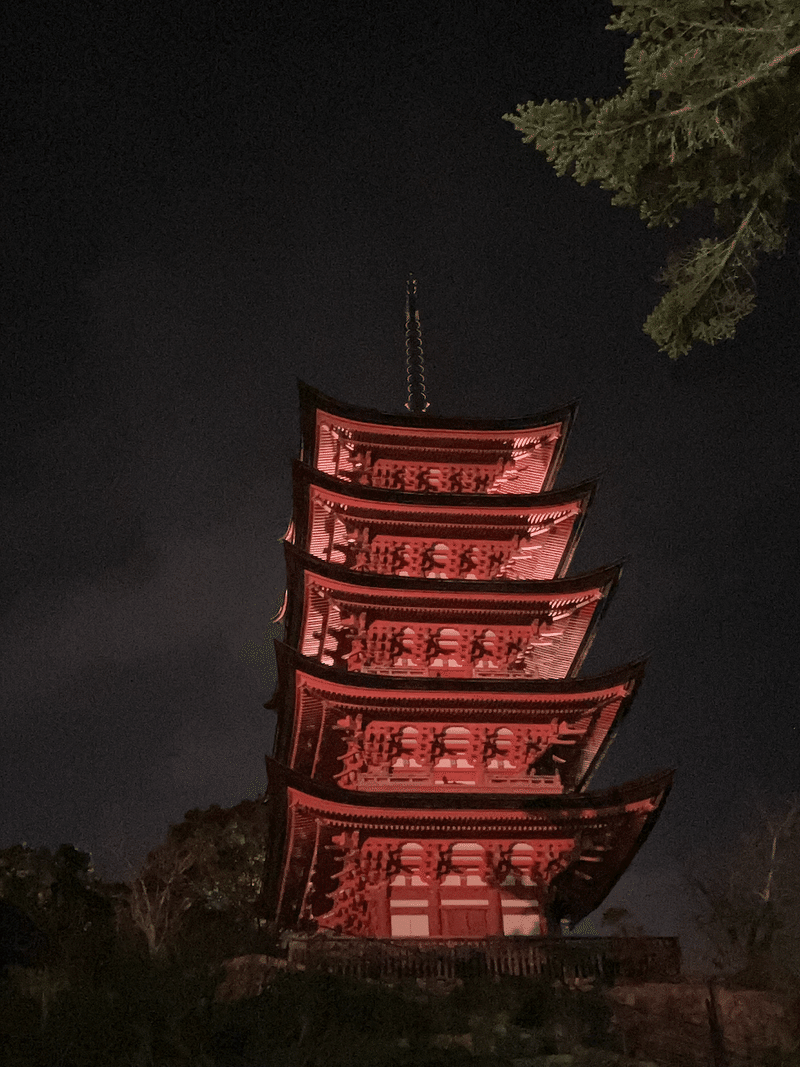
<box><xmin>285</xmin><ymin>934</ymin><xmax>681</xmax><ymax>984</ymax></box>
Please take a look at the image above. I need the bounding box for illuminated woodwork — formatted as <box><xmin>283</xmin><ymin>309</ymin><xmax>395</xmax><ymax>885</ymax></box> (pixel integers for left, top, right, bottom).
<box><xmin>269</xmin><ymin>646</ymin><xmax>645</xmax><ymax>795</ymax></box>
<box><xmin>299</xmin><ymin>381</ymin><xmax>574</xmax><ymax>495</ymax></box>
<box><xmin>263</xmin><ymin>382</ymin><xmax>672</xmax><ymax>939</ymax></box>
<box><xmin>266</xmin><ymin>761</ymin><xmax>670</xmax><ymax>939</ymax></box>
<box><xmin>284</xmin><ymin>549</ymin><xmax>620</xmax><ymax>681</ymax></box>
<box><xmin>291</xmin><ymin>463</ymin><xmax>595</xmax><ymax>581</ymax></box>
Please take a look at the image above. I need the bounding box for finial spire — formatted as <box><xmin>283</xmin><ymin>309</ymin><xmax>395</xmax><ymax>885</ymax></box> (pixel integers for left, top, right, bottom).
<box><xmin>404</xmin><ymin>275</ymin><xmax>429</xmax><ymax>414</ymax></box>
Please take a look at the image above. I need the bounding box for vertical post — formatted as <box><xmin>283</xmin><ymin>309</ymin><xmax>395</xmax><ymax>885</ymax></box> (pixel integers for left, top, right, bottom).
<box><xmin>373</xmin><ymin>883</ymin><xmax>392</xmax><ymax>938</ymax></box>
<box><xmin>489</xmin><ymin>887</ymin><xmax>503</xmax><ymax>936</ymax></box>
<box><xmin>428</xmin><ymin>880</ymin><xmax>442</xmax><ymax>936</ymax></box>
<box><xmin>316</xmin><ymin>589</ymin><xmax>331</xmax><ymax>660</ymax></box>
<box><xmin>706</xmin><ymin>980</ymin><xmax>729</xmax><ymax>1067</ymax></box>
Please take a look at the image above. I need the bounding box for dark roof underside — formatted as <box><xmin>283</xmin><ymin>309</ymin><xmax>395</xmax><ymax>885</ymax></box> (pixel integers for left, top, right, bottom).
<box><xmin>298</xmin><ymin>380</ymin><xmax>578</xmax><ymax>435</ymax></box>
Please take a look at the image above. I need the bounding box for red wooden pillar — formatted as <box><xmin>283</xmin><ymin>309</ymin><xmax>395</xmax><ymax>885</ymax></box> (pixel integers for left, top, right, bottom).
<box><xmin>488</xmin><ymin>887</ymin><xmax>503</xmax><ymax>936</ymax></box>
<box><xmin>372</xmin><ymin>886</ymin><xmax>391</xmax><ymax>938</ymax></box>
<box><xmin>428</xmin><ymin>879</ymin><xmax>442</xmax><ymax>936</ymax></box>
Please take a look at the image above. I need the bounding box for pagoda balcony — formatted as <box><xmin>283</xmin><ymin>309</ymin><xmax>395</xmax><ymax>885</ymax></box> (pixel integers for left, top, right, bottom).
<box><xmin>358</xmin><ymin>664</ymin><xmax>532</xmax><ymax>680</ymax></box>
<box><xmin>351</xmin><ymin>770</ymin><xmax>563</xmax><ymax>793</ymax></box>
<box><xmin>332</xmin><ymin>717</ymin><xmax>573</xmax><ymax>794</ymax></box>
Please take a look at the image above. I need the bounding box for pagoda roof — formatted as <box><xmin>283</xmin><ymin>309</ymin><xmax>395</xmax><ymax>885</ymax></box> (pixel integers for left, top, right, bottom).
<box><xmin>299</xmin><ymin>380</ymin><xmax>577</xmax><ymax>438</ymax></box>
<box><xmin>268</xmin><ymin>644</ymin><xmax>645</xmax><ymax>792</ymax></box>
<box><xmin>263</xmin><ymin>758</ymin><xmax>673</xmax><ymax>930</ymax></box>
<box><xmin>290</xmin><ymin>462</ymin><xmax>595</xmax><ymax>581</ymax></box>
<box><xmin>284</xmin><ymin>543</ymin><xmax>621</xmax><ymax>601</ymax></box>
<box><xmin>282</xmin><ymin>544</ymin><xmax>621</xmax><ymax>680</ymax></box>
<box><xmin>269</xmin><ymin>641</ymin><xmax>647</xmax><ymax>702</ymax></box>
<box><xmin>299</xmin><ymin>381</ymin><xmax>576</xmax><ymax>494</ymax></box>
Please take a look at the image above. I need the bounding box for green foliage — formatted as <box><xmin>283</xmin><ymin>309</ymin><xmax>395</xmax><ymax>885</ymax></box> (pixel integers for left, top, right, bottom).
<box><xmin>166</xmin><ymin>798</ymin><xmax>267</xmax><ymax>916</ymax></box>
<box><xmin>127</xmin><ymin>797</ymin><xmax>268</xmax><ymax>959</ymax></box>
<box><xmin>1</xmin><ymin>947</ymin><xmax>218</xmax><ymax>1067</ymax></box>
<box><xmin>504</xmin><ymin>0</ymin><xmax>800</xmax><ymax>357</ymax></box>
<box><xmin>0</xmin><ymin>830</ymin><xmax>616</xmax><ymax>1063</ymax></box>
<box><xmin>0</xmin><ymin>843</ymin><xmax>93</xmax><ymax>913</ymax></box>
<box><xmin>1</xmin><ymin>889</ymin><xmax>620</xmax><ymax>1067</ymax></box>
<box><xmin>0</xmin><ymin>843</ymin><xmax>215</xmax><ymax>1066</ymax></box>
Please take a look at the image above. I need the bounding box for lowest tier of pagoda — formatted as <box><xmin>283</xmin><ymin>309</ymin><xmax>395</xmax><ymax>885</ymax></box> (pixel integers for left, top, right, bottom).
<box><xmin>263</xmin><ymin>381</ymin><xmax>671</xmax><ymax>939</ymax></box>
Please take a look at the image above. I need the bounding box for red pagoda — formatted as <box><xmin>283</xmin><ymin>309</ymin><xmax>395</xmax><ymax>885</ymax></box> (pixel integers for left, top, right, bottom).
<box><xmin>262</xmin><ymin>281</ymin><xmax>671</xmax><ymax>942</ymax></box>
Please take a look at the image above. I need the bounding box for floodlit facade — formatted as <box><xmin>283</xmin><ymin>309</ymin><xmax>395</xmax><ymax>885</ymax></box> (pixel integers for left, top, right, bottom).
<box><xmin>262</xmin><ymin>288</ymin><xmax>671</xmax><ymax>941</ymax></box>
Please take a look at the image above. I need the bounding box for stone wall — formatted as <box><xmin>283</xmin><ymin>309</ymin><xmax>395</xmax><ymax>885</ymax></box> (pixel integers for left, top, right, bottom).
<box><xmin>215</xmin><ymin>955</ymin><xmax>800</xmax><ymax>1064</ymax></box>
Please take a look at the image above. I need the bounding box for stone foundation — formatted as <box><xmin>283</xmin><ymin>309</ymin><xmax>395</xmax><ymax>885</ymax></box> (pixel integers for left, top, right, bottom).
<box><xmin>606</xmin><ymin>982</ymin><xmax>800</xmax><ymax>1065</ymax></box>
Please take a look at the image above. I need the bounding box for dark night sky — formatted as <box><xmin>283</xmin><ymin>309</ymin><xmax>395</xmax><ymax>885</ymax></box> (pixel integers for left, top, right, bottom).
<box><xmin>3</xmin><ymin>0</ymin><xmax>799</xmax><ymax>960</ymax></box>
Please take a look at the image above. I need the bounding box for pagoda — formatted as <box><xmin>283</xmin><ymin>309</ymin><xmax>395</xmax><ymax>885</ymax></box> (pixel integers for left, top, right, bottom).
<box><xmin>262</xmin><ymin>281</ymin><xmax>671</xmax><ymax>941</ymax></box>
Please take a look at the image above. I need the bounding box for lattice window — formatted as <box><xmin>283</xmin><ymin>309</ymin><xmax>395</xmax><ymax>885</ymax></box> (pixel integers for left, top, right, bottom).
<box><xmin>357</xmin><ymin>620</ymin><xmax>535</xmax><ymax>677</ymax></box>
<box><xmin>506</xmin><ymin>842</ymin><xmax>537</xmax><ymax>886</ymax></box>
<box><xmin>429</xmin><ymin>627</ymin><xmax>463</xmax><ymax>668</ymax></box>
<box><xmin>366</xmin><ymin>460</ymin><xmax>504</xmax><ymax>494</ymax></box>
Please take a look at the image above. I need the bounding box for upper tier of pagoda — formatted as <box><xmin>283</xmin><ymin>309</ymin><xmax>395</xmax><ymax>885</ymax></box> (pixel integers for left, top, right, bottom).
<box><xmin>299</xmin><ymin>382</ymin><xmax>576</xmax><ymax>495</ymax></box>
<box><xmin>289</xmin><ymin>463</ymin><xmax>595</xmax><ymax>582</ymax></box>
<box><xmin>283</xmin><ymin>546</ymin><xmax>620</xmax><ymax>681</ymax></box>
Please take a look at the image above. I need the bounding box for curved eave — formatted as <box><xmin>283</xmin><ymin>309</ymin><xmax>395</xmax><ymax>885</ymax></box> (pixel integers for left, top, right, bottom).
<box><xmin>283</xmin><ymin>542</ymin><xmax>622</xmax><ymax>600</ymax></box>
<box><xmin>559</xmin><ymin>776</ymin><xmax>673</xmax><ymax>928</ymax></box>
<box><xmin>264</xmin><ymin>761</ymin><xmax>672</xmax><ymax>931</ymax></box>
<box><xmin>283</xmin><ymin>546</ymin><xmax>621</xmax><ymax>682</ymax></box>
<box><xmin>269</xmin><ymin>641</ymin><xmax>646</xmax><ymax>701</ymax></box>
<box><xmin>299</xmin><ymin>381</ymin><xmax>575</xmax><ymax>494</ymax></box>
<box><xmin>266</xmin><ymin>643</ymin><xmax>646</xmax><ymax>779</ymax></box>
<box><xmin>573</xmin><ymin>669</ymin><xmax>645</xmax><ymax>791</ymax></box>
<box><xmin>265</xmin><ymin>642</ymin><xmax>645</xmax><ymax>740</ymax></box>
<box><xmin>299</xmin><ymin>379</ymin><xmax>577</xmax><ymax>439</ymax></box>
<box><xmin>292</xmin><ymin>460</ymin><xmax>596</xmax><ymax>513</ymax></box>
<box><xmin>292</xmin><ymin>462</ymin><xmax>595</xmax><ymax>581</ymax></box>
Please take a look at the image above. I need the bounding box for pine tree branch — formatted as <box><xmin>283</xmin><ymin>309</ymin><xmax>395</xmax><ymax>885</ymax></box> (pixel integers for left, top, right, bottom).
<box><xmin>680</xmin><ymin>23</ymin><xmax>785</xmax><ymax>36</ymax></box>
<box><xmin>511</xmin><ymin>42</ymin><xmax>798</xmax><ymax>141</ymax></box>
<box><xmin>589</xmin><ymin>43</ymin><xmax>800</xmax><ymax>134</ymax></box>
<box><xmin>662</xmin><ymin>41</ymin><xmax>800</xmax><ymax>116</ymax></box>
<box><xmin>507</xmin><ymin>5</ymin><xmax>800</xmax><ymax>358</ymax></box>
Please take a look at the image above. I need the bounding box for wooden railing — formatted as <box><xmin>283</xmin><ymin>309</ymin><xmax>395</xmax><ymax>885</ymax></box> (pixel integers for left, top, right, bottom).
<box><xmin>284</xmin><ymin>934</ymin><xmax>681</xmax><ymax>984</ymax></box>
